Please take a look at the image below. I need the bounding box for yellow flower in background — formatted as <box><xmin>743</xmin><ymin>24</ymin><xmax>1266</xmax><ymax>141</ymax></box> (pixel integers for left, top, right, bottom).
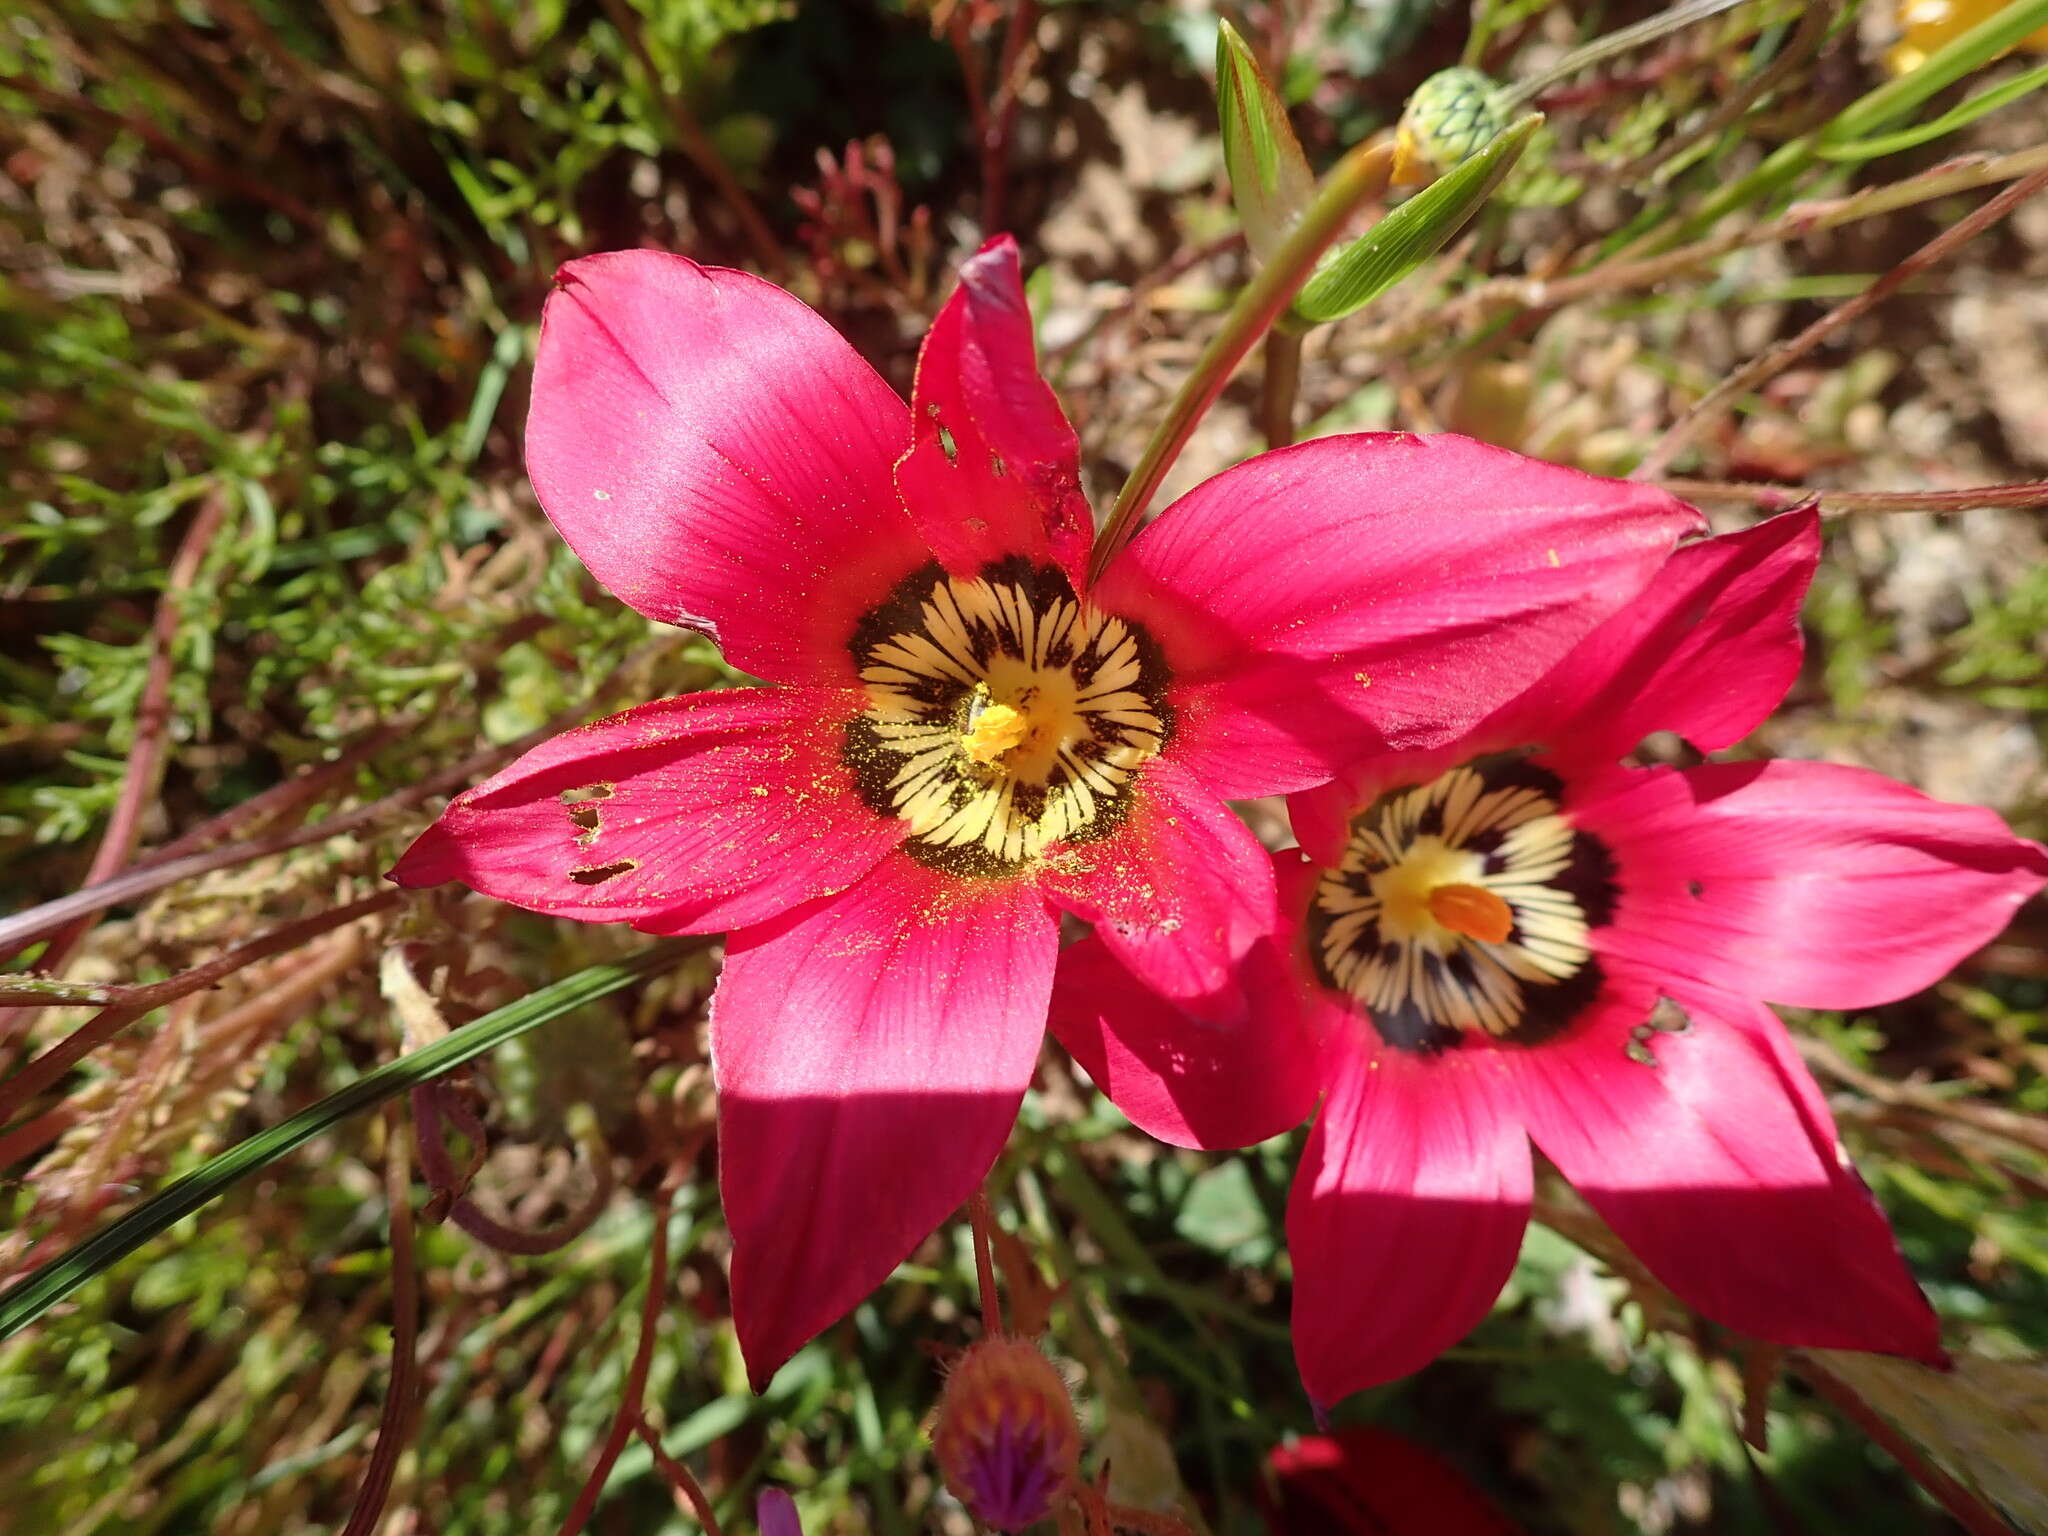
<box><xmin>1887</xmin><ymin>0</ymin><xmax>2048</xmax><ymax>75</ymax></box>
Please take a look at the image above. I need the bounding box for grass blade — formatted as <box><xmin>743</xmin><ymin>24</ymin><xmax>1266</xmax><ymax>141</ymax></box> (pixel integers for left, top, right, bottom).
<box><xmin>0</xmin><ymin>938</ymin><xmax>695</xmax><ymax>1341</ymax></box>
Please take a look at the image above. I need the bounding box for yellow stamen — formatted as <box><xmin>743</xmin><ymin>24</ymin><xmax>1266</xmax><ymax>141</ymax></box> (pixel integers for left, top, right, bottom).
<box><xmin>962</xmin><ymin>701</ymin><xmax>1030</xmax><ymax>764</ymax></box>
<box><xmin>1427</xmin><ymin>883</ymin><xmax>1514</xmax><ymax>945</ymax></box>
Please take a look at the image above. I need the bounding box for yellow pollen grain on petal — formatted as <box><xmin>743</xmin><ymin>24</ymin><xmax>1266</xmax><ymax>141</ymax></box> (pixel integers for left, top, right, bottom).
<box><xmin>961</xmin><ymin>701</ymin><xmax>1030</xmax><ymax>764</ymax></box>
<box><xmin>1427</xmin><ymin>883</ymin><xmax>1515</xmax><ymax>945</ymax></box>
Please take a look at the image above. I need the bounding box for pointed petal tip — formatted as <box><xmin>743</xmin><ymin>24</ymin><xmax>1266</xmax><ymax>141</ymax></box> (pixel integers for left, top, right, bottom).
<box><xmin>386</xmin><ymin>823</ymin><xmax>459</xmax><ymax>890</ymax></box>
<box><xmin>966</xmin><ymin>230</ymin><xmax>1022</xmax><ymax>267</ymax></box>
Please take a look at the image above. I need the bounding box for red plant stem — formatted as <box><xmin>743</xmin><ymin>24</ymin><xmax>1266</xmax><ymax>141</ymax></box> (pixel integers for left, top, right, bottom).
<box><xmin>948</xmin><ymin>4</ymin><xmax>991</xmax><ymax>151</ymax></box>
<box><xmin>10</xmin><ymin>495</ymin><xmax>226</xmax><ymax>983</ymax></box>
<box><xmin>0</xmin><ymin>890</ymin><xmax>400</xmax><ymax>1129</ymax></box>
<box><xmin>0</xmin><ymin>73</ymin><xmax>324</xmax><ymax>229</ymax></box>
<box><xmin>597</xmin><ymin>0</ymin><xmax>784</xmax><ymax>277</ymax></box>
<box><xmin>557</xmin><ymin>1190</ymin><xmax>674</xmax><ymax>1536</ymax></box>
<box><xmin>1795</xmin><ymin>1356</ymin><xmax>2016</xmax><ymax>1536</ymax></box>
<box><xmin>0</xmin><ymin>887</ymin><xmax>397</xmax><ymax>1011</ymax></box>
<box><xmin>0</xmin><ymin>1106</ymin><xmax>76</xmax><ymax>1174</ymax></box>
<box><xmin>341</xmin><ymin>1106</ymin><xmax>424</xmax><ymax>1536</ymax></box>
<box><xmin>980</xmin><ymin>0</ymin><xmax>1037</xmax><ymax>233</ymax></box>
<box><xmin>140</xmin><ymin>716</ymin><xmax>418</xmax><ymax>870</ymax></box>
<box><xmin>412</xmin><ymin>1084</ymin><xmax>617</xmax><ymax>1256</ymax></box>
<box><xmin>969</xmin><ymin>1189</ymin><xmax>1004</xmax><ymax>1336</ymax></box>
<box><xmin>1635</xmin><ymin>165</ymin><xmax>2048</xmax><ymax>479</ymax></box>
<box><xmin>632</xmin><ymin>1414</ymin><xmax>725</xmax><ymax>1536</ymax></box>
<box><xmin>0</xmin><ymin>721</ymin><xmax>541</xmax><ymax>962</ymax></box>
<box><xmin>339</xmin><ymin>1105</ymin><xmax>423</xmax><ymax>1536</ymax></box>
<box><xmin>1659</xmin><ymin>477</ymin><xmax>2048</xmax><ymax>514</ymax></box>
<box><xmin>0</xmin><ymin>636</ymin><xmax>674</xmax><ymax>963</ymax></box>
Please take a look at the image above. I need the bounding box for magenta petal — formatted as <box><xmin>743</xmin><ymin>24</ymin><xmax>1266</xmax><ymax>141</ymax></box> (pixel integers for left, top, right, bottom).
<box><xmin>1099</xmin><ymin>434</ymin><xmax>1703</xmax><ymax>798</ymax></box>
<box><xmin>895</xmin><ymin>235</ymin><xmax>1093</xmax><ymax>587</ymax></box>
<box><xmin>1049</xmin><ymin>929</ymin><xmax>1321</xmax><ymax>1150</ymax></box>
<box><xmin>1288</xmin><ymin>1033</ymin><xmax>1530</xmax><ymax>1405</ymax></box>
<box><xmin>756</xmin><ymin>1491</ymin><xmax>802</xmax><ymax>1536</ymax></box>
<box><xmin>712</xmin><ymin>854</ymin><xmax>1055</xmax><ymax>1385</ymax></box>
<box><xmin>1581</xmin><ymin>760</ymin><xmax>2048</xmax><ymax>1010</ymax></box>
<box><xmin>1039</xmin><ymin>756</ymin><xmax>1277</xmax><ymax>1019</ymax></box>
<box><xmin>388</xmin><ymin>687</ymin><xmax>902</xmax><ymax>933</ymax></box>
<box><xmin>1511</xmin><ymin>983</ymin><xmax>1942</xmax><ymax>1362</ymax></box>
<box><xmin>1492</xmin><ymin>507</ymin><xmax>1818</xmax><ymax>762</ymax></box>
<box><xmin>527</xmin><ymin>252</ymin><xmax>922</xmax><ymax>685</ymax></box>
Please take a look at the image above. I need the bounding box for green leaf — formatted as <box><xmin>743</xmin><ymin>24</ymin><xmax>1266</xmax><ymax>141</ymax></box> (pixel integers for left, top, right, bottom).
<box><xmin>1287</xmin><ymin>114</ymin><xmax>1540</xmax><ymax>329</ymax></box>
<box><xmin>1817</xmin><ymin>60</ymin><xmax>2048</xmax><ymax>162</ymax></box>
<box><xmin>1216</xmin><ymin>19</ymin><xmax>1313</xmax><ymax>262</ymax></box>
<box><xmin>1822</xmin><ymin>0</ymin><xmax>2048</xmax><ymax>146</ymax></box>
<box><xmin>1174</xmin><ymin>1158</ymin><xmax>1269</xmax><ymax>1255</ymax></box>
<box><xmin>0</xmin><ymin>940</ymin><xmax>694</xmax><ymax>1343</ymax></box>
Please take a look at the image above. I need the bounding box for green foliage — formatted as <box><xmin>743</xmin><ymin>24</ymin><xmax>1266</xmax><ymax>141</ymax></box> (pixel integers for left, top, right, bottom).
<box><xmin>1288</xmin><ymin>114</ymin><xmax>1539</xmax><ymax>327</ymax></box>
<box><xmin>6</xmin><ymin>1</ymin><xmax>2048</xmax><ymax>1533</ymax></box>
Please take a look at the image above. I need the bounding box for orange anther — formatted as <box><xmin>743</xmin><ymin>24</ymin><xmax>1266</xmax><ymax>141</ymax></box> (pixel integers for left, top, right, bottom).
<box><xmin>1427</xmin><ymin>883</ymin><xmax>1513</xmax><ymax>944</ymax></box>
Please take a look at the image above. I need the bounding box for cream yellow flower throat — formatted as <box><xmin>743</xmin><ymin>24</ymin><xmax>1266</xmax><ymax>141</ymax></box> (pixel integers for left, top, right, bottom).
<box><xmin>844</xmin><ymin>559</ymin><xmax>1172</xmax><ymax>876</ymax></box>
<box><xmin>1307</xmin><ymin>756</ymin><xmax>1617</xmax><ymax>1051</ymax></box>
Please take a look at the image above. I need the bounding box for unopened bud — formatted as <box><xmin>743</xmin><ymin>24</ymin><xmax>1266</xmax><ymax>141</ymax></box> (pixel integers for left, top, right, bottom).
<box><xmin>757</xmin><ymin>1488</ymin><xmax>801</xmax><ymax>1536</ymax></box>
<box><xmin>931</xmin><ymin>1339</ymin><xmax>1082</xmax><ymax>1531</ymax></box>
<box><xmin>1395</xmin><ymin>68</ymin><xmax>1510</xmax><ymax>185</ymax></box>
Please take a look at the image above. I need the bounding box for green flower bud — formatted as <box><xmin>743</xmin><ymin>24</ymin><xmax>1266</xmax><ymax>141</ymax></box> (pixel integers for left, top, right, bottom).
<box><xmin>1395</xmin><ymin>68</ymin><xmax>1511</xmax><ymax>184</ymax></box>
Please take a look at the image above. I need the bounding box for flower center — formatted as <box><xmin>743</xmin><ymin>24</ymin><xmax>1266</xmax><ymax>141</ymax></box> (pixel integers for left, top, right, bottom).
<box><xmin>961</xmin><ymin>691</ymin><xmax>1031</xmax><ymax>764</ymax></box>
<box><xmin>844</xmin><ymin>559</ymin><xmax>1172</xmax><ymax>876</ymax></box>
<box><xmin>1305</xmin><ymin>754</ymin><xmax>1616</xmax><ymax>1052</ymax></box>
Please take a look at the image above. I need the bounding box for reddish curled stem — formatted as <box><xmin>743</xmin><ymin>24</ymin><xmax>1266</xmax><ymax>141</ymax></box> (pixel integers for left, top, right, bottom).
<box><xmin>632</xmin><ymin>1413</ymin><xmax>725</xmax><ymax>1536</ymax></box>
<box><xmin>412</xmin><ymin>1084</ymin><xmax>616</xmax><ymax>1256</ymax></box>
<box><xmin>980</xmin><ymin>0</ymin><xmax>1037</xmax><ymax>233</ymax></box>
<box><xmin>340</xmin><ymin>1106</ymin><xmax>423</xmax><ymax>1536</ymax></box>
<box><xmin>557</xmin><ymin>1189</ymin><xmax>674</xmax><ymax>1536</ymax></box>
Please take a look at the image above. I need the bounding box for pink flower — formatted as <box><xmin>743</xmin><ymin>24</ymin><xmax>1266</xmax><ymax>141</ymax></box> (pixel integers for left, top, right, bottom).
<box><xmin>1052</xmin><ymin>507</ymin><xmax>2048</xmax><ymax>1408</ymax></box>
<box><xmin>390</xmin><ymin>234</ymin><xmax>1699</xmax><ymax>1383</ymax></box>
<box><xmin>1264</xmin><ymin>1426</ymin><xmax>1522</xmax><ymax>1535</ymax></box>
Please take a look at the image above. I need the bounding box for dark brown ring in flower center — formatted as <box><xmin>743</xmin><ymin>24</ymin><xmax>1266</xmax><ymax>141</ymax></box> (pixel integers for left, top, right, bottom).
<box><xmin>843</xmin><ymin>558</ymin><xmax>1173</xmax><ymax>877</ymax></box>
<box><xmin>1305</xmin><ymin>754</ymin><xmax>1617</xmax><ymax>1052</ymax></box>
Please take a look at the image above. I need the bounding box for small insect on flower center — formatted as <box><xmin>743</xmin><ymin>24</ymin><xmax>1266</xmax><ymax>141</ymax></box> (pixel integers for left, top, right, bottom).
<box><xmin>1306</xmin><ymin>755</ymin><xmax>1617</xmax><ymax>1052</ymax></box>
<box><xmin>845</xmin><ymin>558</ymin><xmax>1172</xmax><ymax>876</ymax></box>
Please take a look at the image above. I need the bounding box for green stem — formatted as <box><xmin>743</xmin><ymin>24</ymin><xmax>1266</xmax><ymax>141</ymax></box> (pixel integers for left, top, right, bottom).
<box><xmin>1087</xmin><ymin>139</ymin><xmax>1395</xmax><ymax>584</ymax></box>
<box><xmin>0</xmin><ymin>940</ymin><xmax>697</xmax><ymax>1341</ymax></box>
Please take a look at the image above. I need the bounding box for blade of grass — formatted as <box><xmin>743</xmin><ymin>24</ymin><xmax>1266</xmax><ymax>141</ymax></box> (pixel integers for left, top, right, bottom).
<box><xmin>0</xmin><ymin>939</ymin><xmax>698</xmax><ymax>1341</ymax></box>
<box><xmin>1817</xmin><ymin>62</ymin><xmax>2048</xmax><ymax>163</ymax></box>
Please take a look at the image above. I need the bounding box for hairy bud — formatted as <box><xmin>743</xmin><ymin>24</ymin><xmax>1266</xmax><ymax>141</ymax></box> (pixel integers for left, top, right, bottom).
<box><xmin>931</xmin><ymin>1339</ymin><xmax>1082</xmax><ymax>1531</ymax></box>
